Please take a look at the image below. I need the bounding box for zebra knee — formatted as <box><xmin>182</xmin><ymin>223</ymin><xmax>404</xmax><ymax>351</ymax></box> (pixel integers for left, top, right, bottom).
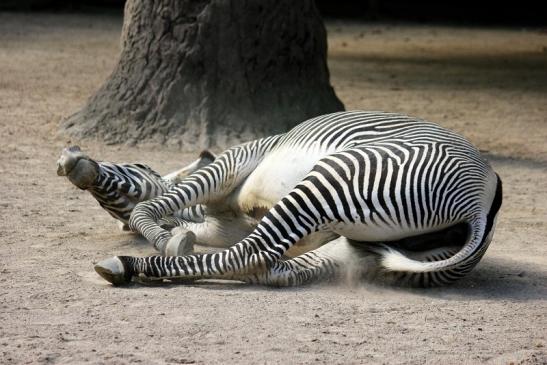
<box><xmin>129</xmin><ymin>202</ymin><xmax>172</xmax><ymax>250</ymax></box>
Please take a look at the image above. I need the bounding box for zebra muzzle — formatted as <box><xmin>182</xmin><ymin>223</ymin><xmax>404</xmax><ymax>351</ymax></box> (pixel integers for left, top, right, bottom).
<box><xmin>57</xmin><ymin>146</ymin><xmax>99</xmax><ymax>189</ymax></box>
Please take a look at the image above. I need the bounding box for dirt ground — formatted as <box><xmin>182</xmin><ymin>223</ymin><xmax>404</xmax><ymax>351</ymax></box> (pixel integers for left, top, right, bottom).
<box><xmin>1</xmin><ymin>13</ymin><xmax>546</xmax><ymax>365</ymax></box>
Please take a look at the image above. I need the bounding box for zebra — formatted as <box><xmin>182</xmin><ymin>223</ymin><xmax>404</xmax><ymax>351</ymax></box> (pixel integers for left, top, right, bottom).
<box><xmin>57</xmin><ymin>146</ymin><xmax>222</xmax><ymax>254</ymax></box>
<box><xmin>58</xmin><ymin>111</ymin><xmax>502</xmax><ymax>287</ymax></box>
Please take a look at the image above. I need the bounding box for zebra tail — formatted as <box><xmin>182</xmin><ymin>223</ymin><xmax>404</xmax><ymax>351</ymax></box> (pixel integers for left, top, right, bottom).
<box><xmin>379</xmin><ymin>174</ymin><xmax>503</xmax><ymax>274</ymax></box>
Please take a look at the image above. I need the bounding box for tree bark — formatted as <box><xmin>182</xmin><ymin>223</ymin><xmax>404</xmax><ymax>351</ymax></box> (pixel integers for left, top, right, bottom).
<box><xmin>61</xmin><ymin>0</ymin><xmax>344</xmax><ymax>150</ymax></box>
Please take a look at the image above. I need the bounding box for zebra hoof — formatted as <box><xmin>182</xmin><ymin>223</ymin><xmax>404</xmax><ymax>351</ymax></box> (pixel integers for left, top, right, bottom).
<box><xmin>164</xmin><ymin>228</ymin><xmax>196</xmax><ymax>256</ymax></box>
<box><xmin>94</xmin><ymin>257</ymin><xmax>131</xmax><ymax>285</ymax></box>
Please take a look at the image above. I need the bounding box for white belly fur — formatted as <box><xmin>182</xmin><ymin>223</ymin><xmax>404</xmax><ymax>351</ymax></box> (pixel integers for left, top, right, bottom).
<box><xmin>231</xmin><ymin>146</ymin><xmax>330</xmax><ymax>214</ymax></box>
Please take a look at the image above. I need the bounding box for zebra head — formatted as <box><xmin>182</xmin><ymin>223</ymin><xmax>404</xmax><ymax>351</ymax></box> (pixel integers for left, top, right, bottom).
<box><xmin>57</xmin><ymin>146</ymin><xmax>171</xmax><ymax>224</ymax></box>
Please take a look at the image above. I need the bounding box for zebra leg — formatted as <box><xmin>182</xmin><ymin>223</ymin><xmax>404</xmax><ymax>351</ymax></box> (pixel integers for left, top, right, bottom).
<box><xmin>163</xmin><ymin>213</ymin><xmax>258</xmax><ymax>255</ymax></box>
<box><xmin>155</xmin><ymin>213</ymin><xmax>256</xmax><ymax>256</ymax></box>
<box><xmin>246</xmin><ymin>240</ymin><xmax>470</xmax><ymax>287</ymax></box>
<box><xmin>242</xmin><ymin>236</ymin><xmax>369</xmax><ymax>286</ymax></box>
<box><xmin>250</xmin><ymin>226</ymin><xmax>474</xmax><ymax>287</ymax></box>
<box><xmin>127</xmin><ymin>136</ymin><xmax>281</xmax><ymax>252</ymax></box>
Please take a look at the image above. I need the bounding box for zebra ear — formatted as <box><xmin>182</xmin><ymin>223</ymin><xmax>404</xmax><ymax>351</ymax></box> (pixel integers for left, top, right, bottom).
<box><xmin>196</xmin><ymin>150</ymin><xmax>216</xmax><ymax>170</ymax></box>
<box><xmin>163</xmin><ymin>150</ymin><xmax>217</xmax><ymax>185</ymax></box>
<box><xmin>199</xmin><ymin>150</ymin><xmax>216</xmax><ymax>162</ymax></box>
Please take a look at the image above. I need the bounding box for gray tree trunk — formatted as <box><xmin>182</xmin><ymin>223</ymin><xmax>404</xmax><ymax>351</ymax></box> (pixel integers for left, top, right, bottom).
<box><xmin>61</xmin><ymin>0</ymin><xmax>344</xmax><ymax>150</ymax></box>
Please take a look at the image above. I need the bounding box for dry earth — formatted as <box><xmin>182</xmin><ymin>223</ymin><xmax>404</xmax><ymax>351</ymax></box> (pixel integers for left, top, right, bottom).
<box><xmin>1</xmin><ymin>13</ymin><xmax>546</xmax><ymax>364</ymax></box>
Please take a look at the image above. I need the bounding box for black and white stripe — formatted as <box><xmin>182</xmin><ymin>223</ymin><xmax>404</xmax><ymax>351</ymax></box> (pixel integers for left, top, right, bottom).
<box><xmin>96</xmin><ymin>111</ymin><xmax>502</xmax><ymax>287</ymax></box>
<box><xmin>87</xmin><ymin>161</ymin><xmax>206</xmax><ymax>229</ymax></box>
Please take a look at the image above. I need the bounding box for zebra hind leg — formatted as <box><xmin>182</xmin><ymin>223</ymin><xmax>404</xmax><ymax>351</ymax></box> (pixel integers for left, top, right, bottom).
<box><xmin>244</xmin><ymin>237</ymin><xmax>377</xmax><ymax>287</ymax></box>
<box><xmin>93</xmin><ymin>236</ymin><xmax>373</xmax><ymax>287</ymax></box>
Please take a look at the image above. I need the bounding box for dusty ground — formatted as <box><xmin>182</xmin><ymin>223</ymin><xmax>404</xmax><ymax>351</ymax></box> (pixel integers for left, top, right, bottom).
<box><xmin>1</xmin><ymin>13</ymin><xmax>546</xmax><ymax>365</ymax></box>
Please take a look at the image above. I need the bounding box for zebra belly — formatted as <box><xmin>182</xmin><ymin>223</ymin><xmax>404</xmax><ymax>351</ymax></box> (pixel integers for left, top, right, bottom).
<box><xmin>232</xmin><ymin>146</ymin><xmax>331</xmax><ymax>215</ymax></box>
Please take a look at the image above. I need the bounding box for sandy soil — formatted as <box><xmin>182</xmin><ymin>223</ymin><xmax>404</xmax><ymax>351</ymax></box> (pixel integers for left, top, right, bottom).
<box><xmin>0</xmin><ymin>13</ymin><xmax>546</xmax><ymax>365</ymax></box>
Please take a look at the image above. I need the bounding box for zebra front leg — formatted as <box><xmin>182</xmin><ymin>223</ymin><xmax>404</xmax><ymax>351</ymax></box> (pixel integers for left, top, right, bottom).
<box><xmin>127</xmin><ymin>136</ymin><xmax>281</xmax><ymax>252</ymax></box>
<box><xmin>157</xmin><ymin>213</ymin><xmax>257</xmax><ymax>256</ymax></box>
<box><xmin>243</xmin><ymin>236</ymin><xmax>358</xmax><ymax>286</ymax></box>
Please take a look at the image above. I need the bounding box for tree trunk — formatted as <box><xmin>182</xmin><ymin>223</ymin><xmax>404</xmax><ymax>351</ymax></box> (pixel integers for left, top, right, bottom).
<box><xmin>61</xmin><ymin>0</ymin><xmax>344</xmax><ymax>150</ymax></box>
